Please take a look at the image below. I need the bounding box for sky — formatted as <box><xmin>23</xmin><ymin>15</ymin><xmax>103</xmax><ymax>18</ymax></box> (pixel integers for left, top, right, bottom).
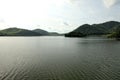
<box><xmin>0</xmin><ymin>0</ymin><xmax>120</xmax><ymax>33</ymax></box>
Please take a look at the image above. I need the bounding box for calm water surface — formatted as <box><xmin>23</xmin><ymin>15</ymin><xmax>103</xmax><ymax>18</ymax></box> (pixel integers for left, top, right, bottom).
<box><xmin>0</xmin><ymin>36</ymin><xmax>120</xmax><ymax>80</ymax></box>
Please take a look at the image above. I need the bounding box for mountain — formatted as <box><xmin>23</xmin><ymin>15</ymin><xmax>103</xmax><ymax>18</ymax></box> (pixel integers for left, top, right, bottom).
<box><xmin>65</xmin><ymin>31</ymin><xmax>86</xmax><ymax>37</ymax></box>
<box><xmin>107</xmin><ymin>25</ymin><xmax>120</xmax><ymax>38</ymax></box>
<box><xmin>0</xmin><ymin>32</ymin><xmax>6</xmax><ymax>36</ymax></box>
<box><xmin>33</xmin><ymin>29</ymin><xmax>49</xmax><ymax>35</ymax></box>
<box><xmin>48</xmin><ymin>32</ymin><xmax>63</xmax><ymax>36</ymax></box>
<box><xmin>0</xmin><ymin>28</ymin><xmax>62</xmax><ymax>36</ymax></box>
<box><xmin>0</xmin><ymin>28</ymin><xmax>41</xmax><ymax>36</ymax></box>
<box><xmin>33</xmin><ymin>29</ymin><xmax>62</xmax><ymax>36</ymax></box>
<box><xmin>92</xmin><ymin>21</ymin><xmax>120</xmax><ymax>33</ymax></box>
<box><xmin>65</xmin><ymin>21</ymin><xmax>120</xmax><ymax>37</ymax></box>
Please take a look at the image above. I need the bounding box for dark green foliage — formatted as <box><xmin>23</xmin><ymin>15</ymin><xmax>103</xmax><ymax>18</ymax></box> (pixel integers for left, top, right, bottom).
<box><xmin>107</xmin><ymin>25</ymin><xmax>120</xmax><ymax>38</ymax></box>
<box><xmin>0</xmin><ymin>32</ymin><xmax>6</xmax><ymax>36</ymax></box>
<box><xmin>65</xmin><ymin>21</ymin><xmax>120</xmax><ymax>37</ymax></box>
<box><xmin>115</xmin><ymin>29</ymin><xmax>120</xmax><ymax>38</ymax></box>
<box><xmin>73</xmin><ymin>24</ymin><xmax>105</xmax><ymax>35</ymax></box>
<box><xmin>65</xmin><ymin>32</ymin><xmax>86</xmax><ymax>37</ymax></box>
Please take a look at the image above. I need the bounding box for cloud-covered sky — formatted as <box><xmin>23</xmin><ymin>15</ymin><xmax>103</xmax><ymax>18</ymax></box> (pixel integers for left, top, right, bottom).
<box><xmin>103</xmin><ymin>0</ymin><xmax>120</xmax><ymax>8</ymax></box>
<box><xmin>0</xmin><ymin>0</ymin><xmax>120</xmax><ymax>33</ymax></box>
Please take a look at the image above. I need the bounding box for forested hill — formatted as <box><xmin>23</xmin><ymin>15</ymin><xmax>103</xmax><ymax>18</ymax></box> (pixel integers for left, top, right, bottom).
<box><xmin>0</xmin><ymin>28</ymin><xmax>61</xmax><ymax>36</ymax></box>
<box><xmin>65</xmin><ymin>21</ymin><xmax>120</xmax><ymax>37</ymax></box>
<box><xmin>0</xmin><ymin>28</ymin><xmax>41</xmax><ymax>36</ymax></box>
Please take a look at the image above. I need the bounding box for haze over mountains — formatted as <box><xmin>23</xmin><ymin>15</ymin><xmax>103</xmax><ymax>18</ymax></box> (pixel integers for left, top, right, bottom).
<box><xmin>0</xmin><ymin>28</ymin><xmax>61</xmax><ymax>36</ymax></box>
<box><xmin>33</xmin><ymin>29</ymin><xmax>62</xmax><ymax>36</ymax></box>
<box><xmin>0</xmin><ymin>21</ymin><xmax>120</xmax><ymax>38</ymax></box>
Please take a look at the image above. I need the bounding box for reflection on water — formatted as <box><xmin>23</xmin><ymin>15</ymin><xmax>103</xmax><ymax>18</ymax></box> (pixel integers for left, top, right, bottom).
<box><xmin>0</xmin><ymin>36</ymin><xmax>120</xmax><ymax>80</ymax></box>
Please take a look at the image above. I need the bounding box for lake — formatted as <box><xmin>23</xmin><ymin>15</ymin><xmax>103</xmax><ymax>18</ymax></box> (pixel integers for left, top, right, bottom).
<box><xmin>0</xmin><ymin>36</ymin><xmax>120</xmax><ymax>80</ymax></box>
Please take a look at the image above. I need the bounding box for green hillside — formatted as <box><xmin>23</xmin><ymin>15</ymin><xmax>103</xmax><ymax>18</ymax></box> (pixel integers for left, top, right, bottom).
<box><xmin>0</xmin><ymin>28</ymin><xmax>41</xmax><ymax>36</ymax></box>
<box><xmin>107</xmin><ymin>25</ymin><xmax>120</xmax><ymax>38</ymax></box>
<box><xmin>33</xmin><ymin>29</ymin><xmax>62</xmax><ymax>36</ymax></box>
<box><xmin>65</xmin><ymin>21</ymin><xmax>120</xmax><ymax>37</ymax></box>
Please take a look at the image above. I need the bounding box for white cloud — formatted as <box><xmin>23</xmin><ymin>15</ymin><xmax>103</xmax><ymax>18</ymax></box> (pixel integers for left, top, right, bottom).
<box><xmin>66</xmin><ymin>0</ymin><xmax>84</xmax><ymax>6</ymax></box>
<box><xmin>103</xmin><ymin>0</ymin><xmax>117</xmax><ymax>8</ymax></box>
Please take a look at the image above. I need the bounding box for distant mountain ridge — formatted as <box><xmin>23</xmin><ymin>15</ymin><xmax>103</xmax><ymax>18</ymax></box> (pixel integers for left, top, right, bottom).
<box><xmin>0</xmin><ymin>28</ymin><xmax>41</xmax><ymax>36</ymax></box>
<box><xmin>33</xmin><ymin>29</ymin><xmax>62</xmax><ymax>36</ymax></box>
<box><xmin>0</xmin><ymin>28</ymin><xmax>61</xmax><ymax>36</ymax></box>
<box><xmin>1</xmin><ymin>21</ymin><xmax>120</xmax><ymax>37</ymax></box>
<box><xmin>65</xmin><ymin>21</ymin><xmax>120</xmax><ymax>37</ymax></box>
<box><xmin>33</xmin><ymin>29</ymin><xmax>49</xmax><ymax>35</ymax></box>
